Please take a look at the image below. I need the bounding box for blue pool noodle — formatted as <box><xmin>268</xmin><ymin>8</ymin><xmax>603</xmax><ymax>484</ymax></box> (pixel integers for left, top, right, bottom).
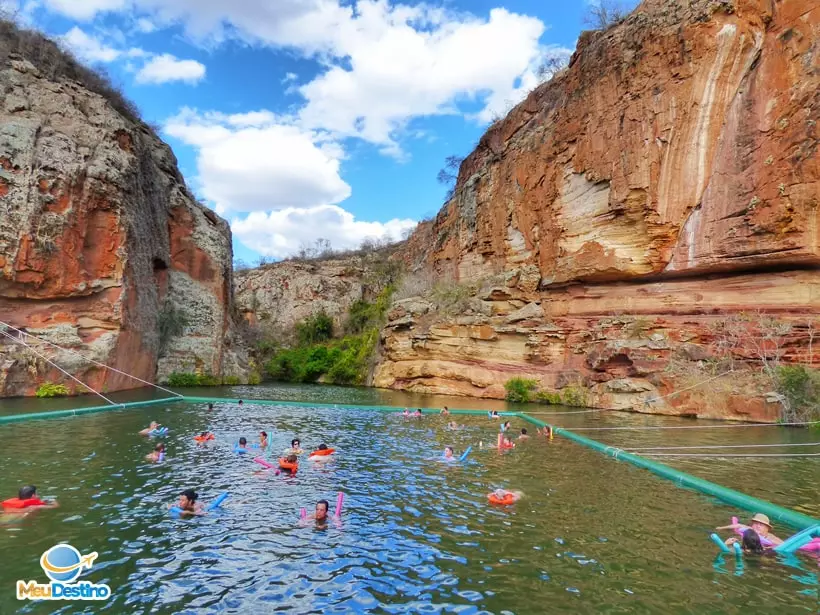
<box><xmin>711</xmin><ymin>533</ymin><xmax>731</xmax><ymax>553</ymax></box>
<box><xmin>774</xmin><ymin>525</ymin><xmax>820</xmax><ymax>554</ymax></box>
<box><xmin>206</xmin><ymin>492</ymin><xmax>229</xmax><ymax>511</ymax></box>
<box><xmin>732</xmin><ymin>542</ymin><xmax>742</xmax><ymax>558</ymax></box>
<box><xmin>459</xmin><ymin>446</ymin><xmax>472</xmax><ymax>462</ymax></box>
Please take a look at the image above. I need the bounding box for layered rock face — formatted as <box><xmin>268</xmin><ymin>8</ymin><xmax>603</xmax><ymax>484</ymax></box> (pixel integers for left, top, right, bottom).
<box><xmin>235</xmin><ymin>259</ymin><xmax>370</xmax><ymax>334</ymax></box>
<box><xmin>375</xmin><ymin>0</ymin><xmax>819</xmax><ymax>421</ymax></box>
<box><xmin>0</xmin><ymin>52</ymin><xmax>245</xmax><ymax>396</ymax></box>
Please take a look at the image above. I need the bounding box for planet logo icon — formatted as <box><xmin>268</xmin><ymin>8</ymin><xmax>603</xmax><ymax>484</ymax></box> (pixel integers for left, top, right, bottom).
<box><xmin>39</xmin><ymin>545</ymin><xmax>98</xmax><ymax>583</ymax></box>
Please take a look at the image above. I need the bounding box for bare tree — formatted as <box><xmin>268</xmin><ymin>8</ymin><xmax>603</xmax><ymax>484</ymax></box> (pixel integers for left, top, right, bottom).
<box><xmin>584</xmin><ymin>0</ymin><xmax>630</xmax><ymax>30</ymax></box>
<box><xmin>537</xmin><ymin>54</ymin><xmax>570</xmax><ymax>82</ymax></box>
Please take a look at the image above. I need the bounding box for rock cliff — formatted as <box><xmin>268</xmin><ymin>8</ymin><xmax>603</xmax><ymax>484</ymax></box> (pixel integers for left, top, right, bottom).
<box><xmin>0</xmin><ymin>27</ymin><xmax>246</xmax><ymax>396</ymax></box>
<box><xmin>375</xmin><ymin>0</ymin><xmax>820</xmax><ymax>421</ymax></box>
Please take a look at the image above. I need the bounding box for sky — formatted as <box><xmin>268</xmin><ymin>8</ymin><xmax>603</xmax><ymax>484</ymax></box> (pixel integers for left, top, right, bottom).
<box><xmin>2</xmin><ymin>0</ymin><xmax>637</xmax><ymax>265</ymax></box>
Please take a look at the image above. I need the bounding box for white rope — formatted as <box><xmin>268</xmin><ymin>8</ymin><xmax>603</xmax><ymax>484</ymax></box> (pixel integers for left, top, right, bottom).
<box><xmin>626</xmin><ymin>442</ymin><xmax>820</xmax><ymax>451</ymax></box>
<box><xmin>0</xmin><ymin>320</ymin><xmax>183</xmax><ymax>398</ymax></box>
<box><xmin>0</xmin><ymin>329</ymin><xmax>117</xmax><ymax>406</ymax></box>
<box><xmin>637</xmin><ymin>452</ymin><xmax>820</xmax><ymax>458</ymax></box>
<box><xmin>562</xmin><ymin>420</ymin><xmax>820</xmax><ymax>431</ymax></box>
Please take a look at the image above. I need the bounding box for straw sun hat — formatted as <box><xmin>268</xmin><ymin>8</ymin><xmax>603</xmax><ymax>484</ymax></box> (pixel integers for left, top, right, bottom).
<box><xmin>750</xmin><ymin>513</ymin><xmax>772</xmax><ymax>528</ymax></box>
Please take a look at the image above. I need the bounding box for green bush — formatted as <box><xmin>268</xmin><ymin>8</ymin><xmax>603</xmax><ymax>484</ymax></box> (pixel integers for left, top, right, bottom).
<box><xmin>158</xmin><ymin>305</ymin><xmax>190</xmax><ymax>352</ymax></box>
<box><xmin>561</xmin><ymin>385</ymin><xmax>589</xmax><ymax>407</ymax></box>
<box><xmin>776</xmin><ymin>365</ymin><xmax>820</xmax><ymax>421</ymax></box>
<box><xmin>535</xmin><ymin>390</ymin><xmax>562</xmax><ymax>405</ymax></box>
<box><xmin>222</xmin><ymin>375</ymin><xmax>241</xmax><ymax>386</ymax></box>
<box><xmin>35</xmin><ymin>382</ymin><xmax>70</xmax><ymax>398</ymax></box>
<box><xmin>165</xmin><ymin>372</ymin><xmax>221</xmax><ymax>387</ymax></box>
<box><xmin>296</xmin><ymin>311</ymin><xmax>334</xmax><ymax>345</ymax></box>
<box><xmin>166</xmin><ymin>372</ymin><xmax>199</xmax><ymax>387</ymax></box>
<box><xmin>505</xmin><ymin>378</ymin><xmax>539</xmax><ymax>403</ymax></box>
<box><xmin>247</xmin><ymin>371</ymin><xmax>262</xmax><ymax>385</ymax></box>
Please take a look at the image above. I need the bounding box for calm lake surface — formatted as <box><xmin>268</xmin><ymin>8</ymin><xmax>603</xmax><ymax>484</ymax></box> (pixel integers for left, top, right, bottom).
<box><xmin>0</xmin><ymin>384</ymin><xmax>817</xmax><ymax>613</ymax></box>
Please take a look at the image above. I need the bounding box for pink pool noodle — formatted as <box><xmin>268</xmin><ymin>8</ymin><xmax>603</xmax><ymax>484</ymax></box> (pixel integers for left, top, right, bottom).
<box><xmin>335</xmin><ymin>492</ymin><xmax>344</xmax><ymax>517</ymax></box>
<box><xmin>254</xmin><ymin>457</ymin><xmax>275</xmax><ymax>469</ymax></box>
<box><xmin>300</xmin><ymin>507</ymin><xmax>307</xmax><ymax>521</ymax></box>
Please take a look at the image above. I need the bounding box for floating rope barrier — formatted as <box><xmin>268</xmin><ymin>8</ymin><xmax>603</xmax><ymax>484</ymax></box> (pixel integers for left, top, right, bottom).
<box><xmin>626</xmin><ymin>442</ymin><xmax>820</xmax><ymax>451</ymax></box>
<box><xmin>563</xmin><ymin>420</ymin><xmax>820</xmax><ymax>431</ymax></box>
<box><xmin>0</xmin><ymin>320</ymin><xmax>183</xmax><ymax>398</ymax></box>
<box><xmin>0</xmin><ymin>329</ymin><xmax>117</xmax><ymax>407</ymax></box>
<box><xmin>637</xmin><ymin>452</ymin><xmax>820</xmax><ymax>458</ymax></box>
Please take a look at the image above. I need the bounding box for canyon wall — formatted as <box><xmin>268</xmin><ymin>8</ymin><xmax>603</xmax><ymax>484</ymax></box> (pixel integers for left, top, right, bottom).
<box><xmin>374</xmin><ymin>0</ymin><xmax>820</xmax><ymax>421</ymax></box>
<box><xmin>0</xmin><ymin>43</ymin><xmax>246</xmax><ymax>396</ymax></box>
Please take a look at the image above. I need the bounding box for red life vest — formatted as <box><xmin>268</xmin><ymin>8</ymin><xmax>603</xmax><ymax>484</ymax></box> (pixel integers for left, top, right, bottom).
<box><xmin>2</xmin><ymin>497</ymin><xmax>46</xmax><ymax>509</ymax></box>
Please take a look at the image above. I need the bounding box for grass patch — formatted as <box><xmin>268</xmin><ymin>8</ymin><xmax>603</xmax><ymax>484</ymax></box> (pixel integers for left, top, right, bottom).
<box><xmin>165</xmin><ymin>372</ymin><xmax>222</xmax><ymax>387</ymax></box>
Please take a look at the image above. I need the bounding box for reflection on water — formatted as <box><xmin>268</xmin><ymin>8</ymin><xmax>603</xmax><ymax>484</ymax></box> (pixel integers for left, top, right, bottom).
<box><xmin>0</xmin><ymin>387</ymin><xmax>816</xmax><ymax>614</ymax></box>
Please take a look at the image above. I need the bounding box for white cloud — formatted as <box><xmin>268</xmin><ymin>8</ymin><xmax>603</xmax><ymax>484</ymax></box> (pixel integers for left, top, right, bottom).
<box><xmin>43</xmin><ymin>0</ymin><xmax>127</xmax><ymax>21</ymax></box>
<box><xmin>61</xmin><ymin>27</ymin><xmax>121</xmax><ymax>63</ymax></box>
<box><xmin>135</xmin><ymin>17</ymin><xmax>156</xmax><ymax>32</ymax></box>
<box><xmin>231</xmin><ymin>206</ymin><xmax>416</xmax><ymax>258</ymax></box>
<box><xmin>164</xmin><ymin>109</ymin><xmax>351</xmax><ymax>215</ymax></box>
<box><xmin>40</xmin><ymin>0</ymin><xmax>556</xmax><ymax>152</ymax></box>
<box><xmin>135</xmin><ymin>53</ymin><xmax>206</xmax><ymax>84</ymax></box>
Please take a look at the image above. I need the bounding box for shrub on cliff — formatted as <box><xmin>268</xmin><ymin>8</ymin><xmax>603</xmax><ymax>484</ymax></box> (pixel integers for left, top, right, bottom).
<box><xmin>504</xmin><ymin>378</ymin><xmax>539</xmax><ymax>403</ymax></box>
<box><xmin>296</xmin><ymin>312</ymin><xmax>334</xmax><ymax>346</ymax></box>
<box><xmin>776</xmin><ymin>365</ymin><xmax>820</xmax><ymax>423</ymax></box>
<box><xmin>35</xmin><ymin>382</ymin><xmax>70</xmax><ymax>398</ymax></box>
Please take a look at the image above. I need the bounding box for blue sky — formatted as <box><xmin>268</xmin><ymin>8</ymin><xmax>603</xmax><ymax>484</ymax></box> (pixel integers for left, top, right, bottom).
<box><xmin>4</xmin><ymin>0</ymin><xmax>637</xmax><ymax>264</ymax></box>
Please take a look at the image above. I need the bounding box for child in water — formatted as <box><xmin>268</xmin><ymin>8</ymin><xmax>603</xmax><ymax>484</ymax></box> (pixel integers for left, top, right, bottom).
<box><xmin>440</xmin><ymin>406</ymin><xmax>450</xmax><ymax>416</ymax></box>
<box><xmin>139</xmin><ymin>422</ymin><xmax>159</xmax><ymax>436</ymax></box>
<box><xmin>285</xmin><ymin>439</ymin><xmax>303</xmax><ymax>455</ymax></box>
<box><xmin>170</xmin><ymin>489</ymin><xmax>205</xmax><ymax>517</ymax></box>
<box><xmin>443</xmin><ymin>446</ymin><xmax>455</xmax><ymax>460</ymax></box>
<box><xmin>2</xmin><ymin>485</ymin><xmax>59</xmax><ymax>512</ymax></box>
<box><xmin>259</xmin><ymin>431</ymin><xmax>268</xmax><ymax>449</ymax></box>
<box><xmin>519</xmin><ymin>428</ymin><xmax>530</xmax><ymax>440</ymax></box>
<box><xmin>146</xmin><ymin>443</ymin><xmax>166</xmax><ymax>463</ymax></box>
<box><xmin>236</xmin><ymin>437</ymin><xmax>248</xmax><ymax>452</ymax></box>
<box><xmin>195</xmin><ymin>431</ymin><xmax>215</xmax><ymax>444</ymax></box>
<box><xmin>487</xmin><ymin>489</ymin><xmax>523</xmax><ymax>504</ymax></box>
<box><xmin>725</xmin><ymin>529</ymin><xmax>768</xmax><ymax>554</ymax></box>
<box><xmin>501</xmin><ymin>421</ymin><xmax>512</xmax><ymax>433</ymax></box>
<box><xmin>489</xmin><ymin>410</ymin><xmax>500</xmax><ymax>419</ymax></box>
<box><xmin>447</xmin><ymin>421</ymin><xmax>462</xmax><ymax>430</ymax></box>
<box><xmin>414</xmin><ymin>409</ymin><xmax>423</xmax><ymax>417</ymax></box>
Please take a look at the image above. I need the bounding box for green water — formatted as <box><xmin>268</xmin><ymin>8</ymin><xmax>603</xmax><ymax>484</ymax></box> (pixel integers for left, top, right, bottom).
<box><xmin>0</xmin><ymin>385</ymin><xmax>817</xmax><ymax>614</ymax></box>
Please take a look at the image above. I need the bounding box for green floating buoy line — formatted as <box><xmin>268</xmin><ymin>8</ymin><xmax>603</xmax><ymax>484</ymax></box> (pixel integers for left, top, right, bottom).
<box><xmin>0</xmin><ymin>395</ymin><xmax>817</xmax><ymax>530</ymax></box>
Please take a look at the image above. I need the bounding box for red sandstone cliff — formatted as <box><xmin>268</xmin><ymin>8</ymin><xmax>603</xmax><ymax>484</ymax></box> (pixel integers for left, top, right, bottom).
<box><xmin>0</xmin><ymin>31</ymin><xmax>246</xmax><ymax>396</ymax></box>
<box><xmin>375</xmin><ymin>0</ymin><xmax>820</xmax><ymax>421</ymax></box>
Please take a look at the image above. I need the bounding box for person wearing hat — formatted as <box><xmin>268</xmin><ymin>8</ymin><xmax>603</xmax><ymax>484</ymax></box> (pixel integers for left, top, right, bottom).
<box><xmin>716</xmin><ymin>513</ymin><xmax>783</xmax><ymax>546</ymax></box>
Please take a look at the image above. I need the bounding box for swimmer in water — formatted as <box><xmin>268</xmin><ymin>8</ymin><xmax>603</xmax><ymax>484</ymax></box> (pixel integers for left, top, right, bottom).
<box><xmin>725</xmin><ymin>529</ymin><xmax>768</xmax><ymax>554</ymax></box>
<box><xmin>489</xmin><ymin>410</ymin><xmax>500</xmax><ymax>419</ymax></box>
<box><xmin>2</xmin><ymin>485</ymin><xmax>59</xmax><ymax>513</ymax></box>
<box><xmin>146</xmin><ymin>443</ymin><xmax>166</xmax><ymax>463</ymax></box>
<box><xmin>443</xmin><ymin>446</ymin><xmax>455</xmax><ymax>461</ymax></box>
<box><xmin>170</xmin><ymin>489</ymin><xmax>205</xmax><ymax>517</ymax></box>
<box><xmin>310</xmin><ymin>444</ymin><xmax>334</xmax><ymax>461</ymax></box>
<box><xmin>501</xmin><ymin>421</ymin><xmax>512</xmax><ymax>433</ymax></box>
<box><xmin>208</xmin><ymin>403</ymin><xmax>214</xmax><ymax>411</ymax></box>
<box><xmin>259</xmin><ymin>431</ymin><xmax>268</xmax><ymax>449</ymax></box>
<box><xmin>414</xmin><ymin>408</ymin><xmax>423</xmax><ymax>417</ymax></box>
<box><xmin>303</xmin><ymin>499</ymin><xmax>341</xmax><ymax>529</ymax></box>
<box><xmin>716</xmin><ymin>513</ymin><xmax>783</xmax><ymax>546</ymax></box>
<box><xmin>402</xmin><ymin>408</ymin><xmax>410</xmax><ymax>417</ymax></box>
<box><xmin>441</xmin><ymin>406</ymin><xmax>450</xmax><ymax>416</ymax></box>
<box><xmin>285</xmin><ymin>439</ymin><xmax>303</xmax><ymax>455</ymax></box>
<box><xmin>518</xmin><ymin>428</ymin><xmax>530</xmax><ymax>440</ymax></box>
<box><xmin>236</xmin><ymin>437</ymin><xmax>248</xmax><ymax>452</ymax></box>
<box><xmin>195</xmin><ymin>431</ymin><xmax>215</xmax><ymax>445</ymax></box>
<box><xmin>139</xmin><ymin>421</ymin><xmax>159</xmax><ymax>436</ymax></box>
<box><xmin>447</xmin><ymin>421</ymin><xmax>462</xmax><ymax>430</ymax></box>
<box><xmin>238</xmin><ymin>400</ymin><xmax>243</xmax><ymax>405</ymax></box>
<box><xmin>488</xmin><ymin>488</ymin><xmax>523</xmax><ymax>503</ymax></box>
<box><xmin>537</xmin><ymin>426</ymin><xmax>554</xmax><ymax>439</ymax></box>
